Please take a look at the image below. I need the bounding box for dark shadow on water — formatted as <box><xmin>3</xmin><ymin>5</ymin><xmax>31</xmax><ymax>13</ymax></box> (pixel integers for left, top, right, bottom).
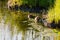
<box><xmin>9</xmin><ymin>5</ymin><xmax>48</xmax><ymax>13</ymax></box>
<box><xmin>19</xmin><ymin>5</ymin><xmax>48</xmax><ymax>13</ymax></box>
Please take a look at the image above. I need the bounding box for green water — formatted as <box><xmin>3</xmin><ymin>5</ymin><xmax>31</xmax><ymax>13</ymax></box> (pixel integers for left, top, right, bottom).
<box><xmin>0</xmin><ymin>1</ymin><xmax>60</xmax><ymax>40</ymax></box>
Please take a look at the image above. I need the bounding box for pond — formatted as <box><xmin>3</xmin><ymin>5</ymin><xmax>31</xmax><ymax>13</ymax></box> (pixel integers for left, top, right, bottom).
<box><xmin>0</xmin><ymin>1</ymin><xmax>60</xmax><ymax>40</ymax></box>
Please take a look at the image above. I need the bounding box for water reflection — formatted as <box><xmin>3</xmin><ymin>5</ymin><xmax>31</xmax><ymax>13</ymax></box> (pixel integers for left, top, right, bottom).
<box><xmin>0</xmin><ymin>19</ymin><xmax>23</xmax><ymax>40</ymax></box>
<box><xmin>0</xmin><ymin>1</ymin><xmax>60</xmax><ymax>40</ymax></box>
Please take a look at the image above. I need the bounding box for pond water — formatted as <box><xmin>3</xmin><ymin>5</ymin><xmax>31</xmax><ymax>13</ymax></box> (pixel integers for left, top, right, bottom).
<box><xmin>0</xmin><ymin>19</ymin><xmax>60</xmax><ymax>40</ymax></box>
<box><xmin>0</xmin><ymin>2</ymin><xmax>60</xmax><ymax>40</ymax></box>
